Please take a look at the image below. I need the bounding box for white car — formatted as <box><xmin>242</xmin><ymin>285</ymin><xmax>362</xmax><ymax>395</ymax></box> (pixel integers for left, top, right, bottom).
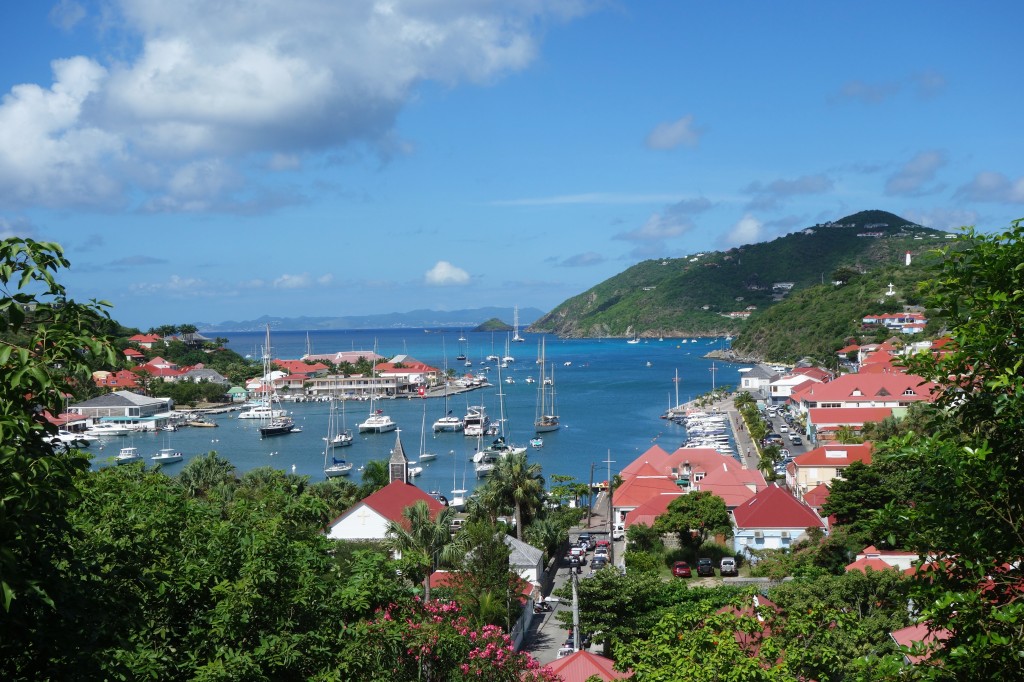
<box><xmin>779</xmin><ymin>424</ymin><xmax>789</xmax><ymax>433</ymax></box>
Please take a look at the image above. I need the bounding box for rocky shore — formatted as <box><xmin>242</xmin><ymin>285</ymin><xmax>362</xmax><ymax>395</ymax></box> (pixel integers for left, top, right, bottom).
<box><xmin>704</xmin><ymin>348</ymin><xmax>762</xmax><ymax>364</ymax></box>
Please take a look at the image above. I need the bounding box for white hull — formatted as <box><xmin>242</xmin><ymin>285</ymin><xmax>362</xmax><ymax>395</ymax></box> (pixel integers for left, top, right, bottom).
<box><xmin>150</xmin><ymin>448</ymin><xmax>183</xmax><ymax>464</ymax></box>
<box><xmin>433</xmin><ymin>417</ymin><xmax>464</xmax><ymax>432</ymax></box>
<box><xmin>358</xmin><ymin>415</ymin><xmax>397</xmax><ymax>433</ymax></box>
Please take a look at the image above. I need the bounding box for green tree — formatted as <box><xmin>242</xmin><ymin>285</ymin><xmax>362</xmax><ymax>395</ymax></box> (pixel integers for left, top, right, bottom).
<box><xmin>881</xmin><ymin>219</ymin><xmax>1024</xmax><ymax>679</ymax></box>
<box><xmin>625</xmin><ymin>522</ymin><xmax>664</xmax><ymax>554</ymax></box>
<box><xmin>384</xmin><ymin>499</ymin><xmax>463</xmax><ymax>601</ymax></box>
<box><xmin>481</xmin><ymin>451</ymin><xmax>545</xmax><ymax>540</ymax></box>
<box><xmin>177</xmin><ymin>451</ymin><xmax>237</xmax><ymax>497</ymax></box>
<box><xmin>0</xmin><ymin>238</ymin><xmax>117</xmax><ymax>611</ymax></box>
<box><xmin>653</xmin><ymin>491</ymin><xmax>733</xmax><ymax>548</ymax></box>
<box><xmin>359</xmin><ymin>458</ymin><xmax>390</xmax><ymax>496</ymax></box>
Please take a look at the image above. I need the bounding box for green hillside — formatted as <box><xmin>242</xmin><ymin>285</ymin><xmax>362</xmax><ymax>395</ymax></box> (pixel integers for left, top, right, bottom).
<box><xmin>531</xmin><ymin>210</ymin><xmax>952</xmax><ymax>342</ymax></box>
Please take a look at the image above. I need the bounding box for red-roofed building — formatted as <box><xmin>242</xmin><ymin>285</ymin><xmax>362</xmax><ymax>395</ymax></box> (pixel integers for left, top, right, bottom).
<box><xmin>622</xmin><ymin>492</ymin><xmax>684</xmax><ymax>529</ymax></box>
<box><xmin>273</xmin><ymin>358</ymin><xmax>330</xmax><ymax>376</ymax></box>
<box><xmin>852</xmin><ymin>545</ymin><xmax>919</xmax><ymax>571</ymax></box>
<box><xmin>303</xmin><ymin>350</ymin><xmax>385</xmax><ymax>365</ymax></box>
<box><xmin>694</xmin><ymin>465</ymin><xmax>767</xmax><ymax>508</ymax></box>
<box><xmin>889</xmin><ymin>622</ymin><xmax>950</xmax><ymax>665</ymax></box>
<box><xmin>324</xmin><ymin>432</ymin><xmax>443</xmax><ymax>541</ymax></box>
<box><xmin>787</xmin><ymin>442</ymin><xmax>872</xmax><ymax>499</ymax></box>
<box><xmin>128</xmin><ymin>333</ymin><xmax>162</xmax><ymax>348</ymax></box>
<box><xmin>374</xmin><ymin>355</ymin><xmax>440</xmax><ymax>385</ymax></box>
<box><xmin>801</xmin><ymin>483</ymin><xmax>831</xmax><ymax>517</ymax></box>
<box><xmin>845</xmin><ymin>555</ymin><xmax>899</xmax><ymax>574</ymax></box>
<box><xmin>324</xmin><ymin>479</ymin><xmax>444</xmax><ymax>541</ymax></box>
<box><xmin>123</xmin><ymin>347</ymin><xmax>145</xmax><ymax>363</ymax></box>
<box><xmin>790</xmin><ymin>372</ymin><xmax>937</xmax><ymax>418</ymax></box>
<box><xmin>543</xmin><ymin>650</ymin><xmax>633</xmax><ymax>681</ymax></box>
<box><xmin>92</xmin><ymin>369</ymin><xmax>141</xmax><ymax>389</ymax></box>
<box><xmin>807</xmin><ymin>407</ymin><xmax>893</xmax><ymax>444</ymax></box>
<box><xmin>732</xmin><ymin>484</ymin><xmax>826</xmax><ymax>558</ymax></box>
<box><xmin>611</xmin><ymin>475</ymin><xmax>682</xmax><ymax>525</ymax></box>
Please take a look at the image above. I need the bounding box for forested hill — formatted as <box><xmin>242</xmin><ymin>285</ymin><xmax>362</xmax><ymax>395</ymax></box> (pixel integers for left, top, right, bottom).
<box><xmin>530</xmin><ymin>210</ymin><xmax>951</xmax><ymax>339</ymax></box>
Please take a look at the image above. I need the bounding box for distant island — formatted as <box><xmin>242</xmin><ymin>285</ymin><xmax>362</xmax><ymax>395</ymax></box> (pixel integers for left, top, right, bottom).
<box><xmin>472</xmin><ymin>318</ymin><xmax>512</xmax><ymax>332</ymax></box>
<box><xmin>196</xmin><ymin>307</ymin><xmax>544</xmax><ymax>333</ymax></box>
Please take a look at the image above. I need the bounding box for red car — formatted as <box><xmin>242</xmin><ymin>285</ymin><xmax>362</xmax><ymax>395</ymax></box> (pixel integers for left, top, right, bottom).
<box><xmin>672</xmin><ymin>561</ymin><xmax>692</xmax><ymax>578</ymax></box>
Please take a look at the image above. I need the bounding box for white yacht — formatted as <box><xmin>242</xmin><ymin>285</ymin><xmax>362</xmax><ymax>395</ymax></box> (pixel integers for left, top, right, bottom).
<box><xmin>463</xmin><ymin>405</ymin><xmax>490</xmax><ymax>437</ymax></box>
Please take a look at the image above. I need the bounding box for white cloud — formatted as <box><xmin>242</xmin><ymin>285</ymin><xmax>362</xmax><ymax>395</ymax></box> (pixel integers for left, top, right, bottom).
<box><xmin>645</xmin><ymin>114</ymin><xmax>702</xmax><ymax>150</ymax></box>
<box><xmin>616</xmin><ymin>197</ymin><xmax>712</xmax><ymax>242</ymax></box>
<box><xmin>722</xmin><ymin>214</ymin><xmax>763</xmax><ymax>246</ymax></box>
<box><xmin>0</xmin><ymin>1</ymin><xmax>587</xmax><ymax>210</ymax></box>
<box><xmin>885</xmin><ymin>151</ymin><xmax>947</xmax><ymax>197</ymax></box>
<box><xmin>0</xmin><ymin>56</ymin><xmax>123</xmax><ymax>207</ymax></box>
<box><xmin>273</xmin><ymin>273</ymin><xmax>313</xmax><ymax>289</ymax></box>
<box><xmin>0</xmin><ymin>216</ymin><xmax>37</xmax><ymax>239</ymax></box>
<box><xmin>954</xmin><ymin>171</ymin><xmax>1024</xmax><ymax>204</ymax></box>
<box><xmin>425</xmin><ymin>261</ymin><xmax>470</xmax><ymax>285</ymax></box>
<box><xmin>49</xmin><ymin>0</ymin><xmax>87</xmax><ymax>31</ymax></box>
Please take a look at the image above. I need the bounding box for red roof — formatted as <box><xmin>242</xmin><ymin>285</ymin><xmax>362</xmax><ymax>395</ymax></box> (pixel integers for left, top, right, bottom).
<box><xmin>543</xmin><ymin>650</ymin><xmax>633</xmax><ymax>681</ymax></box>
<box><xmin>845</xmin><ymin>556</ymin><xmax>899</xmax><ymax>573</ymax></box>
<box><xmin>794</xmin><ymin>372</ymin><xmax>937</xmax><ymax>405</ymax></box>
<box><xmin>341</xmin><ymin>480</ymin><xmax>444</xmax><ymax>528</ymax></box>
<box><xmin>623</xmin><ymin>493</ymin><xmax>684</xmax><ymax>528</ymax></box>
<box><xmin>428</xmin><ymin>570</ymin><xmax>534</xmax><ymax>601</ymax></box>
<box><xmin>889</xmin><ymin>622</ymin><xmax>950</xmax><ymax>664</ymax></box>
<box><xmin>732</xmin><ymin>484</ymin><xmax>826</xmax><ymax>530</ymax></box>
<box><xmin>613</xmin><ymin>475</ymin><xmax>681</xmax><ymax>509</ymax></box>
<box><xmin>695</xmin><ymin>466</ymin><xmax>766</xmax><ymax>508</ymax></box>
<box><xmin>620</xmin><ymin>446</ymin><xmax>735</xmax><ymax>480</ymax></box>
<box><xmin>794</xmin><ymin>442</ymin><xmax>873</xmax><ymax>467</ymax></box>
<box><xmin>802</xmin><ymin>483</ymin><xmax>831</xmax><ymax>508</ymax></box>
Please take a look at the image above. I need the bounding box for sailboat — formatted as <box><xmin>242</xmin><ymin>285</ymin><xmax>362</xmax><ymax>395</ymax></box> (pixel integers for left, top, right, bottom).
<box><xmin>257</xmin><ymin>325</ymin><xmax>296</xmax><ymax>438</ymax></box>
<box><xmin>627</xmin><ymin>329</ymin><xmax>640</xmax><ymax>344</ymax></box>
<box><xmin>358</xmin><ymin>342</ymin><xmax>397</xmax><ymax>433</ymax></box>
<box><xmin>323</xmin><ymin>406</ymin><xmax>353</xmax><ymax>478</ymax></box>
<box><xmin>479</xmin><ymin>359</ymin><xmax>527</xmax><ymax>459</ymax></box>
<box><xmin>512</xmin><ymin>305</ymin><xmax>525</xmax><ymax>342</ymax></box>
<box><xmin>433</xmin><ymin>342</ymin><xmax>464</xmax><ymax>432</ymax></box>
<box><xmin>417</xmin><ymin>402</ymin><xmax>437</xmax><ymax>462</ymax></box>
<box><xmin>324</xmin><ymin>399</ymin><xmax>353</xmax><ymax>448</ymax></box>
<box><xmin>534</xmin><ymin>338</ymin><xmax>560</xmax><ymax>433</ymax></box>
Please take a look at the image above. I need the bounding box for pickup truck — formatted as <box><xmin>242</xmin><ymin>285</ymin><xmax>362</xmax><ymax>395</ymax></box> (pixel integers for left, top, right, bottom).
<box><xmin>720</xmin><ymin>557</ymin><xmax>738</xmax><ymax>576</ymax></box>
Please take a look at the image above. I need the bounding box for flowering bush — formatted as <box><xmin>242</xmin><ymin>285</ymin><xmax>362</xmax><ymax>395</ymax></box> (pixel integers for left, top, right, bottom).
<box><xmin>339</xmin><ymin>597</ymin><xmax>559</xmax><ymax>681</ymax></box>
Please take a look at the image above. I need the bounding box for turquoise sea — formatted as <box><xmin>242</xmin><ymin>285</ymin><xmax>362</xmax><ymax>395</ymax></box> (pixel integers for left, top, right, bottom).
<box><xmin>94</xmin><ymin>329</ymin><xmax>749</xmax><ymax>496</ymax></box>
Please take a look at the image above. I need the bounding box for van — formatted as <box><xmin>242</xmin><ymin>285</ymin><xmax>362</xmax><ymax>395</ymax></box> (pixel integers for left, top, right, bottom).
<box><xmin>720</xmin><ymin>557</ymin><xmax>738</xmax><ymax>576</ymax></box>
<box><xmin>612</xmin><ymin>523</ymin><xmax>625</xmax><ymax>541</ymax></box>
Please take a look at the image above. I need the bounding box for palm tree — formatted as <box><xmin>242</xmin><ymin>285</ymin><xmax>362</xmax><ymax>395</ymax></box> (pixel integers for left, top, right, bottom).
<box><xmin>488</xmin><ymin>452</ymin><xmax>545</xmax><ymax>540</ymax></box>
<box><xmin>359</xmin><ymin>459</ymin><xmax>390</xmax><ymax>497</ymax></box>
<box><xmin>178</xmin><ymin>451</ymin><xmax>236</xmax><ymax>497</ymax></box>
<box><xmin>385</xmin><ymin>500</ymin><xmax>464</xmax><ymax>601</ymax></box>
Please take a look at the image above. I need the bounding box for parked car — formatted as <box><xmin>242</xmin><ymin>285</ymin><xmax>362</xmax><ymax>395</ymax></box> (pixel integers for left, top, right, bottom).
<box><xmin>591</xmin><ymin>556</ymin><xmax>608</xmax><ymax>571</ymax></box>
<box><xmin>790</xmin><ymin>435</ymin><xmax>803</xmax><ymax>446</ymax></box>
<box><xmin>612</xmin><ymin>523</ymin><xmax>625</xmax><ymax>540</ymax></box>
<box><xmin>696</xmin><ymin>558</ymin><xmax>715</xmax><ymax>577</ymax></box>
<box><xmin>672</xmin><ymin>561</ymin><xmax>692</xmax><ymax>578</ymax></box>
<box><xmin>594</xmin><ymin>546</ymin><xmax>609</xmax><ymax>560</ymax></box>
<box><xmin>720</xmin><ymin>557</ymin><xmax>738</xmax><ymax>576</ymax></box>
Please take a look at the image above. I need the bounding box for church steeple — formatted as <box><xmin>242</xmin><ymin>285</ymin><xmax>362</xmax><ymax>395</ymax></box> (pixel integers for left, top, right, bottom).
<box><xmin>389</xmin><ymin>429</ymin><xmax>408</xmax><ymax>484</ymax></box>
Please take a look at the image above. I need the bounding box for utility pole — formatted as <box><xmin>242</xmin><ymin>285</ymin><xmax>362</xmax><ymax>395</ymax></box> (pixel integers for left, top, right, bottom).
<box><xmin>571</xmin><ymin>569</ymin><xmax>580</xmax><ymax>652</ymax></box>
<box><xmin>587</xmin><ymin>462</ymin><xmax>596</xmax><ymax>527</ymax></box>
<box><xmin>604</xmin><ymin>449</ymin><xmax>615</xmax><ymax>568</ymax></box>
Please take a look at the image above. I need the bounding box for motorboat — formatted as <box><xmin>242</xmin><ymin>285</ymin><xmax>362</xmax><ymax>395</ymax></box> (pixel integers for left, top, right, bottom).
<box><xmin>463</xmin><ymin>405</ymin><xmax>490</xmax><ymax>437</ymax></box>
<box><xmin>530</xmin><ymin>436</ymin><xmax>544</xmax><ymax>449</ymax></box>
<box><xmin>115</xmin><ymin>446</ymin><xmax>143</xmax><ymax>465</ymax></box>
<box><xmin>86</xmin><ymin>422</ymin><xmax>132</xmax><ymax>437</ymax></box>
<box><xmin>358</xmin><ymin>409</ymin><xmax>397</xmax><ymax>433</ymax></box>
<box><xmin>150</xmin><ymin>448</ymin><xmax>183</xmax><ymax>464</ymax></box>
<box><xmin>238</xmin><ymin>403</ymin><xmax>287</xmax><ymax>420</ymax></box>
<box><xmin>52</xmin><ymin>429</ymin><xmax>97</xmax><ymax>448</ymax></box>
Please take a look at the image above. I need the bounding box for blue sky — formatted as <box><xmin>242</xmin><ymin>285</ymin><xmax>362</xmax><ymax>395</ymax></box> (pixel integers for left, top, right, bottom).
<box><xmin>1</xmin><ymin>1</ymin><xmax>1021</xmax><ymax>330</ymax></box>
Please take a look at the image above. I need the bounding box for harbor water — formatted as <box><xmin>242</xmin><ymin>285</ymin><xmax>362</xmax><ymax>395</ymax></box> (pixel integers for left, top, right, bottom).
<box><xmin>92</xmin><ymin>330</ymin><xmax>749</xmax><ymax>496</ymax></box>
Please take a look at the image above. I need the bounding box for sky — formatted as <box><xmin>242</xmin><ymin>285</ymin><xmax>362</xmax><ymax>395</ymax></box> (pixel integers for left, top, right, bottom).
<box><xmin>1</xmin><ymin>1</ymin><xmax>1022</xmax><ymax>330</ymax></box>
